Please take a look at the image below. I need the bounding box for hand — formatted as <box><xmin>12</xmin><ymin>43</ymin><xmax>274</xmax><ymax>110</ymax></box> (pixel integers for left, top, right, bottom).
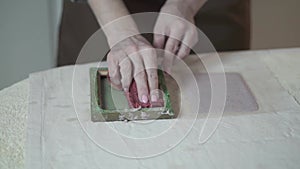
<box><xmin>107</xmin><ymin>35</ymin><xmax>159</xmax><ymax>103</ymax></box>
<box><xmin>153</xmin><ymin>1</ymin><xmax>199</xmax><ymax>74</ymax></box>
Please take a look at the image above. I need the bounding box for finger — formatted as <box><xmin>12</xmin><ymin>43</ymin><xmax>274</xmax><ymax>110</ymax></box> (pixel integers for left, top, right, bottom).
<box><xmin>141</xmin><ymin>48</ymin><xmax>159</xmax><ymax>102</ymax></box>
<box><xmin>128</xmin><ymin>51</ymin><xmax>149</xmax><ymax>104</ymax></box>
<box><xmin>119</xmin><ymin>57</ymin><xmax>133</xmax><ymax>92</ymax></box>
<box><xmin>181</xmin><ymin>29</ymin><xmax>198</xmax><ymax>50</ymax></box>
<box><xmin>163</xmin><ymin>26</ymin><xmax>185</xmax><ymax>74</ymax></box>
<box><xmin>176</xmin><ymin>29</ymin><xmax>197</xmax><ymax>60</ymax></box>
<box><xmin>163</xmin><ymin>37</ymin><xmax>180</xmax><ymax>74</ymax></box>
<box><xmin>153</xmin><ymin>34</ymin><xmax>165</xmax><ymax>49</ymax></box>
<box><xmin>107</xmin><ymin>52</ymin><xmax>122</xmax><ymax>90</ymax></box>
<box><xmin>177</xmin><ymin>43</ymin><xmax>191</xmax><ymax>59</ymax></box>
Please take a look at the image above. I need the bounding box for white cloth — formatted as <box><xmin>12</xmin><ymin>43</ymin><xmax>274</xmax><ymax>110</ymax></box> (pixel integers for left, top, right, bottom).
<box><xmin>0</xmin><ymin>79</ymin><xmax>28</xmax><ymax>169</ymax></box>
<box><xmin>25</xmin><ymin>48</ymin><xmax>300</xmax><ymax>169</ymax></box>
<box><xmin>1</xmin><ymin>48</ymin><xmax>300</xmax><ymax>169</ymax></box>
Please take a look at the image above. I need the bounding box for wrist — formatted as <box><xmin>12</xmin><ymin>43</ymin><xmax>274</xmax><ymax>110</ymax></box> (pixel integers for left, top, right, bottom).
<box><xmin>102</xmin><ymin>18</ymin><xmax>140</xmax><ymax>47</ymax></box>
<box><xmin>105</xmin><ymin>29</ymin><xmax>139</xmax><ymax>48</ymax></box>
<box><xmin>162</xmin><ymin>0</ymin><xmax>206</xmax><ymax>18</ymax></box>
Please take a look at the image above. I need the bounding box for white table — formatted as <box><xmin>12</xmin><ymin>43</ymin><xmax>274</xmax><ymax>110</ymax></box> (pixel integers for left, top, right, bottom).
<box><xmin>1</xmin><ymin>48</ymin><xmax>300</xmax><ymax>169</ymax></box>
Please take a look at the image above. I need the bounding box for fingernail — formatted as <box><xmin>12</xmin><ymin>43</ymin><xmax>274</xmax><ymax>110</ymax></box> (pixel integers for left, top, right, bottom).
<box><xmin>141</xmin><ymin>95</ymin><xmax>148</xmax><ymax>103</ymax></box>
<box><xmin>151</xmin><ymin>95</ymin><xmax>158</xmax><ymax>102</ymax></box>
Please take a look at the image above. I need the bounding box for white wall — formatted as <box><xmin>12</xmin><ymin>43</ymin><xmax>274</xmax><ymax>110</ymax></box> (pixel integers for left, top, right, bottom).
<box><xmin>0</xmin><ymin>0</ymin><xmax>61</xmax><ymax>90</ymax></box>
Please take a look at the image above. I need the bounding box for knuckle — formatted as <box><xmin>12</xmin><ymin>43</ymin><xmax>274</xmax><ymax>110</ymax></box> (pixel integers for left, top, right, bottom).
<box><xmin>165</xmin><ymin>41</ymin><xmax>174</xmax><ymax>51</ymax></box>
<box><xmin>155</xmin><ymin>38</ymin><xmax>165</xmax><ymax>47</ymax></box>
<box><xmin>147</xmin><ymin>70</ymin><xmax>158</xmax><ymax>80</ymax></box>
<box><xmin>119</xmin><ymin>57</ymin><xmax>131</xmax><ymax>67</ymax></box>
<box><xmin>109</xmin><ymin>49</ymin><xmax>118</xmax><ymax>57</ymax></box>
<box><xmin>143</xmin><ymin>57</ymin><xmax>158</xmax><ymax>69</ymax></box>
<box><xmin>126</xmin><ymin>45</ymin><xmax>138</xmax><ymax>53</ymax></box>
<box><xmin>155</xmin><ymin>35</ymin><xmax>165</xmax><ymax>43</ymax></box>
<box><xmin>182</xmin><ymin>51</ymin><xmax>190</xmax><ymax>57</ymax></box>
<box><xmin>110</xmin><ymin>75</ymin><xmax>121</xmax><ymax>85</ymax></box>
<box><xmin>120</xmin><ymin>65</ymin><xmax>131</xmax><ymax>75</ymax></box>
<box><xmin>108</xmin><ymin>52</ymin><xmax>119</xmax><ymax>64</ymax></box>
<box><xmin>120</xmin><ymin>62</ymin><xmax>132</xmax><ymax>82</ymax></box>
<box><xmin>135</xmin><ymin>71</ymin><xmax>147</xmax><ymax>80</ymax></box>
<box><xmin>109</xmin><ymin>71</ymin><xmax>118</xmax><ymax>79</ymax></box>
<box><xmin>139</xmin><ymin>43</ymin><xmax>152</xmax><ymax>51</ymax></box>
<box><xmin>179</xmin><ymin>48</ymin><xmax>190</xmax><ymax>58</ymax></box>
<box><xmin>131</xmin><ymin>54</ymin><xmax>143</xmax><ymax>64</ymax></box>
<box><xmin>182</xmin><ymin>47</ymin><xmax>190</xmax><ymax>54</ymax></box>
<box><xmin>145</xmin><ymin>48</ymin><xmax>157</xmax><ymax>57</ymax></box>
<box><xmin>172</xmin><ymin>43</ymin><xmax>179</xmax><ymax>53</ymax></box>
<box><xmin>175</xmin><ymin>21</ymin><xmax>185</xmax><ymax>30</ymax></box>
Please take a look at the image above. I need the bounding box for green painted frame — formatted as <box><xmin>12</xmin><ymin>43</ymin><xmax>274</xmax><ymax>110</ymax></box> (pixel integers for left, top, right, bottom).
<box><xmin>90</xmin><ymin>67</ymin><xmax>174</xmax><ymax>122</ymax></box>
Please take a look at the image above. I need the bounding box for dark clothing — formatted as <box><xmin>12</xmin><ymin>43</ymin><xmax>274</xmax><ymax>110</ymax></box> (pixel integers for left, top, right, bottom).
<box><xmin>58</xmin><ymin>0</ymin><xmax>250</xmax><ymax>66</ymax></box>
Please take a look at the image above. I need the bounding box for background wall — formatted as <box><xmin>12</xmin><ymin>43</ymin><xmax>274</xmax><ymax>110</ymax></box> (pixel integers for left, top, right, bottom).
<box><xmin>0</xmin><ymin>0</ymin><xmax>299</xmax><ymax>89</ymax></box>
<box><xmin>251</xmin><ymin>0</ymin><xmax>300</xmax><ymax>49</ymax></box>
<box><xmin>0</xmin><ymin>0</ymin><xmax>62</xmax><ymax>90</ymax></box>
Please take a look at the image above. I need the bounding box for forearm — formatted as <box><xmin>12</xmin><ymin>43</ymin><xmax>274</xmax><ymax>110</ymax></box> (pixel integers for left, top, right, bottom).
<box><xmin>162</xmin><ymin>0</ymin><xmax>207</xmax><ymax>17</ymax></box>
<box><xmin>88</xmin><ymin>0</ymin><xmax>139</xmax><ymax>46</ymax></box>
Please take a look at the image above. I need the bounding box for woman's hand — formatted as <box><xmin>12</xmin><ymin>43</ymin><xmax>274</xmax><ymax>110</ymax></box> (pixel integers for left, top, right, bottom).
<box><xmin>89</xmin><ymin>0</ymin><xmax>160</xmax><ymax>103</ymax></box>
<box><xmin>89</xmin><ymin>0</ymin><xmax>205</xmax><ymax>102</ymax></box>
<box><xmin>107</xmin><ymin>35</ymin><xmax>159</xmax><ymax>104</ymax></box>
<box><xmin>153</xmin><ymin>0</ymin><xmax>205</xmax><ymax>74</ymax></box>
